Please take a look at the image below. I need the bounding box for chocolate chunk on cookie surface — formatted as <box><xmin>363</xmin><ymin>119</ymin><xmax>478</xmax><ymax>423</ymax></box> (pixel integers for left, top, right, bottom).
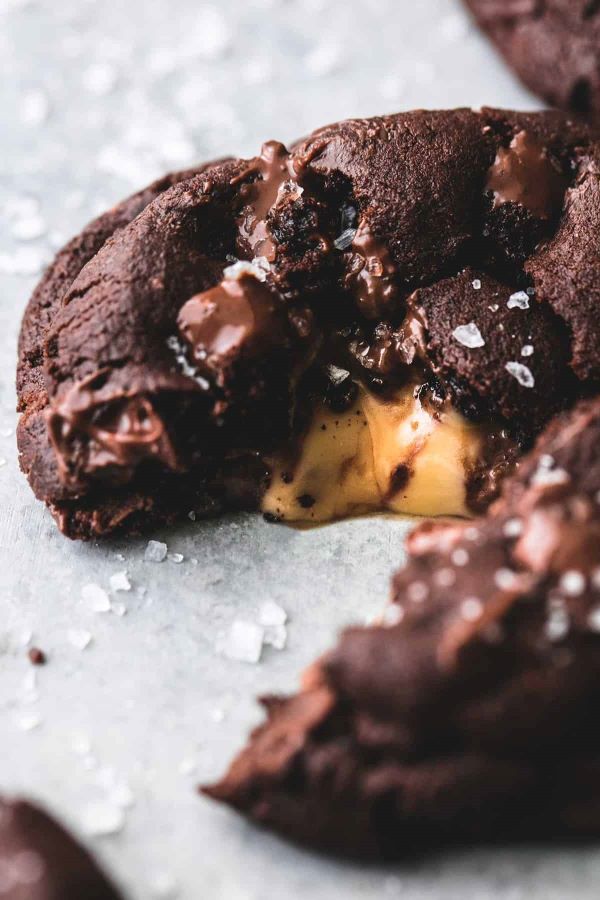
<box><xmin>0</xmin><ymin>797</ymin><xmax>122</xmax><ymax>898</ymax></box>
<box><xmin>16</xmin><ymin>109</ymin><xmax>598</xmax><ymax>537</ymax></box>
<box><xmin>465</xmin><ymin>0</ymin><xmax>600</xmax><ymax>119</ymax></box>
<box><xmin>205</xmin><ymin>397</ymin><xmax>600</xmax><ymax>857</ymax></box>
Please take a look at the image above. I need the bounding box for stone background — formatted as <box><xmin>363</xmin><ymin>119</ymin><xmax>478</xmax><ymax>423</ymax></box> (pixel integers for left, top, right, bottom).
<box><xmin>2</xmin><ymin>0</ymin><xmax>594</xmax><ymax>897</ymax></box>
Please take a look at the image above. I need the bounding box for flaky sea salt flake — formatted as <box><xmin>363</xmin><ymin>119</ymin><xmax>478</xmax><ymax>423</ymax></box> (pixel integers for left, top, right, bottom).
<box><xmin>220</xmin><ymin>621</ymin><xmax>264</xmax><ymax>663</ymax></box>
<box><xmin>145</xmin><ymin>540</ymin><xmax>168</xmax><ymax>562</ymax></box>
<box><xmin>452</xmin><ymin>322</ymin><xmax>485</xmax><ymax>349</ymax></box>
<box><xmin>505</xmin><ymin>361</ymin><xmax>535</xmax><ymax>388</ymax></box>
<box><xmin>507</xmin><ymin>290</ymin><xmax>530</xmax><ymax>310</ymax></box>
<box><xmin>82</xmin><ymin>583</ymin><xmax>111</xmax><ymax>612</ymax></box>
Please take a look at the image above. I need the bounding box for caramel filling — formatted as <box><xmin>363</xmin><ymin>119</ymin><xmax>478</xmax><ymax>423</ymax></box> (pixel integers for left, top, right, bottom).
<box><xmin>262</xmin><ymin>383</ymin><xmax>485</xmax><ymax>523</ymax></box>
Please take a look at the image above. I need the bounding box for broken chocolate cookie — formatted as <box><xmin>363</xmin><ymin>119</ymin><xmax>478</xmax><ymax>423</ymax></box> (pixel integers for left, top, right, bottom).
<box><xmin>465</xmin><ymin>0</ymin><xmax>600</xmax><ymax>119</ymax></box>
<box><xmin>205</xmin><ymin>397</ymin><xmax>600</xmax><ymax>857</ymax></box>
<box><xmin>16</xmin><ymin>108</ymin><xmax>597</xmax><ymax>537</ymax></box>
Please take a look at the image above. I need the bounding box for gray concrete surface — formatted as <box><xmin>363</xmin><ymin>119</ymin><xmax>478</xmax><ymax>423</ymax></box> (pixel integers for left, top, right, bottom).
<box><xmin>1</xmin><ymin>0</ymin><xmax>596</xmax><ymax>897</ymax></box>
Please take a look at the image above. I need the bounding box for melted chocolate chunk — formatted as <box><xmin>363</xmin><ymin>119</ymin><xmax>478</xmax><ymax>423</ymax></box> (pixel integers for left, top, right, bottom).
<box><xmin>178</xmin><ymin>274</ymin><xmax>289</xmax><ymax>379</ymax></box>
<box><xmin>486</xmin><ymin>130</ymin><xmax>568</xmax><ymax>220</ymax></box>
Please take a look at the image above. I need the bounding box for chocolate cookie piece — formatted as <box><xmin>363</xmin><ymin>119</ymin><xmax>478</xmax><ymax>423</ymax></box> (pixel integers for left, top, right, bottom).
<box><xmin>205</xmin><ymin>397</ymin><xmax>600</xmax><ymax>857</ymax></box>
<box><xmin>0</xmin><ymin>797</ymin><xmax>122</xmax><ymax>898</ymax></box>
<box><xmin>465</xmin><ymin>0</ymin><xmax>600</xmax><ymax>119</ymax></box>
<box><xmin>17</xmin><ymin>109</ymin><xmax>597</xmax><ymax>538</ymax></box>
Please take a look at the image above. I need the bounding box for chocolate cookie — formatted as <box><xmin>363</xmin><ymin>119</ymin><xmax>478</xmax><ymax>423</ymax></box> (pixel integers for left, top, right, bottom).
<box><xmin>465</xmin><ymin>0</ymin><xmax>600</xmax><ymax>119</ymax></box>
<box><xmin>205</xmin><ymin>397</ymin><xmax>600</xmax><ymax>857</ymax></box>
<box><xmin>16</xmin><ymin>109</ymin><xmax>598</xmax><ymax>538</ymax></box>
<box><xmin>0</xmin><ymin>797</ymin><xmax>122</xmax><ymax>898</ymax></box>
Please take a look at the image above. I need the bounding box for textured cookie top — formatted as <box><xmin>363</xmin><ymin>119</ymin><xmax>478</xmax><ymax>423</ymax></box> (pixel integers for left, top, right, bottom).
<box><xmin>465</xmin><ymin>0</ymin><xmax>600</xmax><ymax>118</ymax></box>
<box><xmin>17</xmin><ymin>108</ymin><xmax>600</xmax><ymax>537</ymax></box>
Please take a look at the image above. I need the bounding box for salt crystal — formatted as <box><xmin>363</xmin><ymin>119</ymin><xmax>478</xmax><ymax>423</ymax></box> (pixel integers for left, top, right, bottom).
<box><xmin>521</xmin><ymin>344</ymin><xmax>534</xmax><ymax>357</ymax></box>
<box><xmin>178</xmin><ymin>758</ymin><xmax>197</xmax><ymax>776</ymax></box>
<box><xmin>188</xmin><ymin>510</ymin><xmax>196</xmax><ymax>521</ymax></box>
<box><xmin>194</xmin><ymin>6</ymin><xmax>232</xmax><ymax>59</ymax></box>
<box><xmin>12</xmin><ymin>213</ymin><xmax>46</xmax><ymax>241</ymax></box>
<box><xmin>505</xmin><ymin>361</ymin><xmax>535</xmax><ymax>388</ymax></box>
<box><xmin>111</xmin><ymin>602</ymin><xmax>127</xmax><ymax>617</ymax></box>
<box><xmin>145</xmin><ymin>540</ymin><xmax>168</xmax><ymax>562</ymax></box>
<box><xmin>109</xmin><ymin>571</ymin><xmax>131</xmax><ymax>592</ymax></box>
<box><xmin>82</xmin><ymin>583</ymin><xmax>111</xmax><ymax>612</ymax></box>
<box><xmin>83</xmin><ymin>62</ymin><xmax>118</xmax><ymax>95</ymax></box>
<box><xmin>451</xmin><ymin>548</ymin><xmax>469</xmax><ymax>567</ymax></box>
<box><xmin>305</xmin><ymin>41</ymin><xmax>342</xmax><ymax>76</ymax></box>
<box><xmin>168</xmin><ymin>553</ymin><xmax>184</xmax><ymax>564</ymax></box>
<box><xmin>488</xmin><ymin>303</ymin><xmax>499</xmax><ymax>312</ymax></box>
<box><xmin>263</xmin><ymin>623</ymin><xmax>287</xmax><ymax>650</ymax></box>
<box><xmin>461</xmin><ymin>597</ymin><xmax>483</xmax><ymax>621</ymax></box>
<box><xmin>326</xmin><ymin>364</ymin><xmax>350</xmax><ymax>386</ymax></box>
<box><xmin>452</xmin><ymin>322</ymin><xmax>485</xmax><ymax>349</ymax></box>
<box><xmin>0</xmin><ymin>246</ymin><xmax>49</xmax><ymax>276</ymax></box>
<box><xmin>407</xmin><ymin>581</ymin><xmax>428</xmax><ymax>603</ymax></box>
<box><xmin>588</xmin><ymin>607</ymin><xmax>600</xmax><ymax>632</ymax></box>
<box><xmin>502</xmin><ymin>519</ymin><xmax>523</xmax><ymax>537</ymax></box>
<box><xmin>68</xmin><ymin>629</ymin><xmax>92</xmax><ymax>650</ymax></box>
<box><xmin>82</xmin><ymin>802</ymin><xmax>125</xmax><ymax>837</ymax></box>
<box><xmin>471</xmin><ymin>279</ymin><xmax>482</xmax><ymax>290</ymax></box>
<box><xmin>507</xmin><ymin>290</ymin><xmax>530</xmax><ymax>310</ymax></box>
<box><xmin>21</xmin><ymin>89</ymin><xmax>49</xmax><ymax>126</ymax></box>
<box><xmin>334</xmin><ymin>228</ymin><xmax>357</xmax><ymax>251</ymax></box>
<box><xmin>545</xmin><ymin>599</ymin><xmax>569</xmax><ymax>642</ymax></box>
<box><xmin>494</xmin><ymin>568</ymin><xmax>518</xmax><ymax>590</ymax></box>
<box><xmin>0</xmin><ymin>458</ymin><xmax>6</xmax><ymax>467</ymax></box>
<box><xmin>560</xmin><ymin>570</ymin><xmax>586</xmax><ymax>597</ymax></box>
<box><xmin>220</xmin><ymin>621</ymin><xmax>264</xmax><ymax>663</ymax></box>
<box><xmin>259</xmin><ymin>601</ymin><xmax>287</xmax><ymax>627</ymax></box>
<box><xmin>17</xmin><ymin>713</ymin><xmax>41</xmax><ymax>732</ymax></box>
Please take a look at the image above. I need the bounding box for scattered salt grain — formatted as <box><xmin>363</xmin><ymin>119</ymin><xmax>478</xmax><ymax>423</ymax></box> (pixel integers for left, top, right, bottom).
<box><xmin>263</xmin><ymin>624</ymin><xmax>287</xmax><ymax>650</ymax></box>
<box><xmin>494</xmin><ymin>568</ymin><xmax>518</xmax><ymax>590</ymax></box>
<box><xmin>521</xmin><ymin>344</ymin><xmax>534</xmax><ymax>357</ymax></box>
<box><xmin>507</xmin><ymin>291</ymin><xmax>530</xmax><ymax>310</ymax></box>
<box><xmin>560</xmin><ymin>570</ymin><xmax>586</xmax><ymax>597</ymax></box>
<box><xmin>505</xmin><ymin>361</ymin><xmax>535</xmax><ymax>388</ymax></box>
<box><xmin>178</xmin><ymin>758</ymin><xmax>197</xmax><ymax>776</ymax></box>
<box><xmin>545</xmin><ymin>599</ymin><xmax>569</xmax><ymax>642</ymax></box>
<box><xmin>0</xmin><ymin>458</ymin><xmax>6</xmax><ymax>467</ymax></box>
<box><xmin>82</xmin><ymin>583</ymin><xmax>111</xmax><ymax>613</ymax></box>
<box><xmin>461</xmin><ymin>597</ymin><xmax>483</xmax><ymax>621</ymax></box>
<box><xmin>452</xmin><ymin>322</ymin><xmax>485</xmax><ymax>349</ymax></box>
<box><xmin>82</xmin><ymin>62</ymin><xmax>118</xmax><ymax>95</ymax></box>
<box><xmin>381</xmin><ymin>604</ymin><xmax>404</xmax><ymax>627</ymax></box>
<box><xmin>20</xmin><ymin>89</ymin><xmax>49</xmax><ymax>126</ymax></box>
<box><xmin>259</xmin><ymin>601</ymin><xmax>287</xmax><ymax>627</ymax></box>
<box><xmin>326</xmin><ymin>364</ymin><xmax>350</xmax><ymax>385</ymax></box>
<box><xmin>188</xmin><ymin>510</ymin><xmax>196</xmax><ymax>521</ymax></box>
<box><xmin>111</xmin><ymin>602</ymin><xmax>127</xmax><ymax>618</ymax></box>
<box><xmin>471</xmin><ymin>278</ymin><xmax>481</xmax><ymax>290</ymax></box>
<box><xmin>145</xmin><ymin>540</ymin><xmax>168</xmax><ymax>562</ymax></box>
<box><xmin>435</xmin><ymin>567</ymin><xmax>456</xmax><ymax>587</ymax></box>
<box><xmin>82</xmin><ymin>802</ymin><xmax>125</xmax><ymax>837</ymax></box>
<box><xmin>17</xmin><ymin>713</ymin><xmax>41</xmax><ymax>732</ymax></box>
<box><xmin>502</xmin><ymin>519</ymin><xmax>523</xmax><ymax>537</ymax></box>
<box><xmin>334</xmin><ymin>228</ymin><xmax>357</xmax><ymax>251</ymax></box>
<box><xmin>451</xmin><ymin>548</ymin><xmax>469</xmax><ymax>567</ymax></box>
<box><xmin>168</xmin><ymin>553</ymin><xmax>184</xmax><ymax>564</ymax></box>
<box><xmin>588</xmin><ymin>607</ymin><xmax>600</xmax><ymax>632</ymax></box>
<box><xmin>109</xmin><ymin>571</ymin><xmax>131</xmax><ymax>592</ymax></box>
<box><xmin>68</xmin><ymin>629</ymin><xmax>92</xmax><ymax>650</ymax></box>
<box><xmin>407</xmin><ymin>581</ymin><xmax>428</xmax><ymax>603</ymax></box>
<box><xmin>220</xmin><ymin>621</ymin><xmax>264</xmax><ymax>664</ymax></box>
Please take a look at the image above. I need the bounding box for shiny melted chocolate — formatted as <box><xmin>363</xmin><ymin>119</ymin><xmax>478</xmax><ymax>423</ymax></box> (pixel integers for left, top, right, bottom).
<box><xmin>47</xmin><ymin>380</ymin><xmax>179</xmax><ymax>486</ymax></box>
<box><xmin>486</xmin><ymin>129</ymin><xmax>568</xmax><ymax>220</ymax></box>
<box><xmin>177</xmin><ymin>274</ymin><xmax>288</xmax><ymax>379</ymax></box>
